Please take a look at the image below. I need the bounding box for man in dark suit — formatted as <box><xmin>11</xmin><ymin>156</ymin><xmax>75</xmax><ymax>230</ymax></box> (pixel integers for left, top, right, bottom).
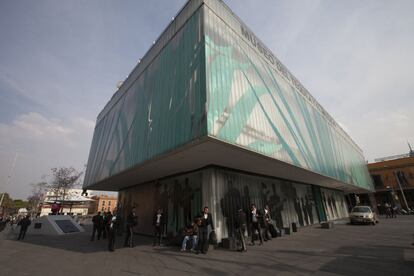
<box><xmin>152</xmin><ymin>208</ymin><xmax>165</xmax><ymax>246</ymax></box>
<box><xmin>108</xmin><ymin>213</ymin><xmax>119</xmax><ymax>252</ymax></box>
<box><xmin>91</xmin><ymin>212</ymin><xmax>103</xmax><ymax>241</ymax></box>
<box><xmin>261</xmin><ymin>205</ymin><xmax>272</xmax><ymax>241</ymax></box>
<box><xmin>250</xmin><ymin>204</ymin><xmax>263</xmax><ymax>245</ymax></box>
<box><xmin>103</xmin><ymin>211</ymin><xmax>112</xmax><ymax>239</ymax></box>
<box><xmin>17</xmin><ymin>215</ymin><xmax>31</xmax><ymax>240</ymax></box>
<box><xmin>197</xmin><ymin>206</ymin><xmax>215</xmax><ymax>254</ymax></box>
<box><xmin>124</xmin><ymin>207</ymin><xmax>138</xmax><ymax>247</ymax></box>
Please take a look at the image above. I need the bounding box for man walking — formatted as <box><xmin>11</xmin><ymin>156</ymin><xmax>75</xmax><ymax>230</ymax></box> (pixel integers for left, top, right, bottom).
<box><xmin>108</xmin><ymin>212</ymin><xmax>119</xmax><ymax>252</ymax></box>
<box><xmin>91</xmin><ymin>212</ymin><xmax>103</xmax><ymax>241</ymax></box>
<box><xmin>103</xmin><ymin>211</ymin><xmax>112</xmax><ymax>239</ymax></box>
<box><xmin>152</xmin><ymin>208</ymin><xmax>164</xmax><ymax>246</ymax></box>
<box><xmin>250</xmin><ymin>204</ymin><xmax>263</xmax><ymax>246</ymax></box>
<box><xmin>124</xmin><ymin>207</ymin><xmax>138</xmax><ymax>247</ymax></box>
<box><xmin>197</xmin><ymin>206</ymin><xmax>214</xmax><ymax>254</ymax></box>
<box><xmin>262</xmin><ymin>204</ymin><xmax>272</xmax><ymax>241</ymax></box>
<box><xmin>17</xmin><ymin>215</ymin><xmax>31</xmax><ymax>240</ymax></box>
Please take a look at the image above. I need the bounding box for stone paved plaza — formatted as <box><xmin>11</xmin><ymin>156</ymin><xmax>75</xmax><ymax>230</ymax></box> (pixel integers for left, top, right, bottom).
<box><xmin>0</xmin><ymin>216</ymin><xmax>413</xmax><ymax>276</ymax></box>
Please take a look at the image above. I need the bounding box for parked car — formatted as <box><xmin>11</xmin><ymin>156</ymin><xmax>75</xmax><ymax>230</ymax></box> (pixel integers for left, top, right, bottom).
<box><xmin>349</xmin><ymin>206</ymin><xmax>379</xmax><ymax>225</ymax></box>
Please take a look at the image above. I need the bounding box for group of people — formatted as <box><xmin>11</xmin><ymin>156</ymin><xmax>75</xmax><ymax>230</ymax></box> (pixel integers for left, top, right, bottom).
<box><xmin>92</xmin><ymin>207</ymin><xmax>165</xmax><ymax>252</ymax></box>
<box><xmin>91</xmin><ymin>204</ymin><xmax>280</xmax><ymax>253</ymax></box>
<box><xmin>245</xmin><ymin>204</ymin><xmax>277</xmax><ymax>249</ymax></box>
<box><xmin>180</xmin><ymin>204</ymin><xmax>278</xmax><ymax>254</ymax></box>
<box><xmin>94</xmin><ymin>206</ymin><xmax>215</xmax><ymax>254</ymax></box>
<box><xmin>383</xmin><ymin>202</ymin><xmax>398</xmax><ymax>218</ymax></box>
<box><xmin>90</xmin><ymin>211</ymin><xmax>119</xmax><ymax>251</ymax></box>
<box><xmin>0</xmin><ymin>215</ymin><xmax>32</xmax><ymax>240</ymax></box>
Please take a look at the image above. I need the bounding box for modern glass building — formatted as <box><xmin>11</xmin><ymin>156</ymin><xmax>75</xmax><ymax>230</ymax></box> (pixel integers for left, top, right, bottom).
<box><xmin>83</xmin><ymin>0</ymin><xmax>373</xmax><ymax>241</ymax></box>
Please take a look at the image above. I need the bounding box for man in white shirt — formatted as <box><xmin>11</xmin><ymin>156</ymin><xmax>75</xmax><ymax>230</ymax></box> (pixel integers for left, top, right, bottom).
<box><xmin>250</xmin><ymin>204</ymin><xmax>263</xmax><ymax>245</ymax></box>
<box><xmin>153</xmin><ymin>208</ymin><xmax>164</xmax><ymax>246</ymax></box>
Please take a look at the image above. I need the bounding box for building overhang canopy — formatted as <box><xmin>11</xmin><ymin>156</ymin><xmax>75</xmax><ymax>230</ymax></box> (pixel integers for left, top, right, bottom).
<box><xmin>84</xmin><ymin>137</ymin><xmax>371</xmax><ymax>193</ymax></box>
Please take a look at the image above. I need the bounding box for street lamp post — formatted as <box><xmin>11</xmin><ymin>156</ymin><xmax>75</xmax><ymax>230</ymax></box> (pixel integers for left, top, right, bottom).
<box><xmin>0</xmin><ymin>193</ymin><xmax>5</xmax><ymax>215</ymax></box>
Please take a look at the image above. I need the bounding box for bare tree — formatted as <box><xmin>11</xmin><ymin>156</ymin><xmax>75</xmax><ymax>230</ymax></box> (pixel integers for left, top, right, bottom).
<box><xmin>49</xmin><ymin>167</ymin><xmax>83</xmax><ymax>214</ymax></box>
<box><xmin>27</xmin><ymin>182</ymin><xmax>47</xmax><ymax>216</ymax></box>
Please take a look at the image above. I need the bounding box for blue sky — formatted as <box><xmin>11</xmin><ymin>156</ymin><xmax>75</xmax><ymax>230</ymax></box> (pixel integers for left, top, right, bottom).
<box><xmin>1</xmin><ymin>0</ymin><xmax>413</xmax><ymax>199</ymax></box>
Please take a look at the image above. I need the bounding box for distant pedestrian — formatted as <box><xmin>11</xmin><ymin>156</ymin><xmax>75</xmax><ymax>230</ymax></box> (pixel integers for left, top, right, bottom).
<box><xmin>391</xmin><ymin>205</ymin><xmax>397</xmax><ymax>218</ymax></box>
<box><xmin>152</xmin><ymin>208</ymin><xmax>165</xmax><ymax>246</ymax></box>
<box><xmin>91</xmin><ymin>212</ymin><xmax>103</xmax><ymax>241</ymax></box>
<box><xmin>17</xmin><ymin>215</ymin><xmax>31</xmax><ymax>240</ymax></box>
<box><xmin>377</xmin><ymin>203</ymin><xmax>383</xmax><ymax>215</ymax></box>
<box><xmin>51</xmin><ymin>202</ymin><xmax>59</xmax><ymax>215</ymax></box>
<box><xmin>385</xmin><ymin>203</ymin><xmax>392</xmax><ymax>218</ymax></box>
<box><xmin>124</xmin><ymin>208</ymin><xmax>138</xmax><ymax>247</ymax></box>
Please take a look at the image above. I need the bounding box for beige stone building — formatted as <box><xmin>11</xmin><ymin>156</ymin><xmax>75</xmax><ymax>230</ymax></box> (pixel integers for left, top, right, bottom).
<box><xmin>88</xmin><ymin>195</ymin><xmax>118</xmax><ymax>214</ymax></box>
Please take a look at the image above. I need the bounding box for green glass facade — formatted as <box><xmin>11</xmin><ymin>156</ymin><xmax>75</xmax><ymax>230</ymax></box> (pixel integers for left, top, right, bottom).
<box><xmin>203</xmin><ymin>3</ymin><xmax>373</xmax><ymax>191</ymax></box>
<box><xmin>84</xmin><ymin>7</ymin><xmax>206</xmax><ymax>187</ymax></box>
<box><xmin>84</xmin><ymin>0</ymin><xmax>373</xmax><ymax>193</ymax></box>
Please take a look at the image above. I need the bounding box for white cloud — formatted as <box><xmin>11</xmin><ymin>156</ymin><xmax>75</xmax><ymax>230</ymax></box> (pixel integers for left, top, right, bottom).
<box><xmin>0</xmin><ymin>112</ymin><xmax>95</xmax><ymax>199</ymax></box>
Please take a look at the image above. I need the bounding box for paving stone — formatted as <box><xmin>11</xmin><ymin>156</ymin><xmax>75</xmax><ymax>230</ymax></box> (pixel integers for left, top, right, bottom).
<box><xmin>0</xmin><ymin>216</ymin><xmax>413</xmax><ymax>275</ymax></box>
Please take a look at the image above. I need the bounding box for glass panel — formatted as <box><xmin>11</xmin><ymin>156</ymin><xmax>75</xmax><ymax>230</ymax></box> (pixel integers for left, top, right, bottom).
<box><xmin>203</xmin><ymin>6</ymin><xmax>372</xmax><ymax>191</ymax></box>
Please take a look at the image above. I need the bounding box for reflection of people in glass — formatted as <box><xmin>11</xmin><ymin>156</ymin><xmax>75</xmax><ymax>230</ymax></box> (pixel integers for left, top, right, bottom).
<box><xmin>242</xmin><ymin>186</ymin><xmax>252</xmax><ymax>235</ymax></box>
<box><xmin>260</xmin><ymin>182</ymin><xmax>270</xmax><ymax>206</ymax></box>
<box><xmin>301</xmin><ymin>197</ymin><xmax>309</xmax><ymax>226</ymax></box>
<box><xmin>305</xmin><ymin>195</ymin><xmax>314</xmax><ymax>224</ymax></box>
<box><xmin>170</xmin><ymin>180</ymin><xmax>183</xmax><ymax>232</ymax></box>
<box><xmin>235</xmin><ymin>208</ymin><xmax>247</xmax><ymax>252</ymax></box>
<box><xmin>327</xmin><ymin>195</ymin><xmax>335</xmax><ymax>219</ymax></box>
<box><xmin>322</xmin><ymin>192</ymin><xmax>330</xmax><ymax>220</ymax></box>
<box><xmin>182</xmin><ymin>178</ymin><xmax>194</xmax><ymax>224</ymax></box>
<box><xmin>220</xmin><ymin>180</ymin><xmax>242</xmax><ymax>237</ymax></box>
<box><xmin>268</xmin><ymin>183</ymin><xmax>285</xmax><ymax>229</ymax></box>
<box><xmin>331</xmin><ymin>195</ymin><xmax>339</xmax><ymax>218</ymax></box>
<box><xmin>294</xmin><ymin>198</ymin><xmax>304</xmax><ymax>226</ymax></box>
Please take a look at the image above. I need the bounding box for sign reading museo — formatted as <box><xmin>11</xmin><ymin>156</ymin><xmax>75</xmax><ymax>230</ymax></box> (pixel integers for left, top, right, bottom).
<box><xmin>240</xmin><ymin>25</ymin><xmax>342</xmax><ymax>135</ymax></box>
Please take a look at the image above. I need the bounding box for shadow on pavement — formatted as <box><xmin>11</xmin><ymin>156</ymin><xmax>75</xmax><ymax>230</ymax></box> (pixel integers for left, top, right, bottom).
<box><xmin>147</xmin><ymin>242</ymin><xmax>317</xmax><ymax>275</ymax></box>
<box><xmin>319</xmin><ymin>244</ymin><xmax>414</xmax><ymax>276</ymax></box>
<box><xmin>12</xmin><ymin>225</ymin><xmax>155</xmax><ymax>253</ymax></box>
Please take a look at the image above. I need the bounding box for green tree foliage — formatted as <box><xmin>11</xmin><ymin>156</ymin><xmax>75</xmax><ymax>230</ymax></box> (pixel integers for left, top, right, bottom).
<box><xmin>13</xmin><ymin>199</ymin><xmax>28</xmax><ymax>208</ymax></box>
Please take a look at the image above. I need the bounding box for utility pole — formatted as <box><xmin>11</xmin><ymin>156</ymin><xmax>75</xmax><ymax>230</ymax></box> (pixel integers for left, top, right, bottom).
<box><xmin>1</xmin><ymin>152</ymin><xmax>19</xmax><ymax>212</ymax></box>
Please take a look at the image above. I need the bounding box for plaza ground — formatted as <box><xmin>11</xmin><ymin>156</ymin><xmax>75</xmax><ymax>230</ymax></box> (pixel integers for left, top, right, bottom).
<box><xmin>0</xmin><ymin>216</ymin><xmax>413</xmax><ymax>276</ymax></box>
